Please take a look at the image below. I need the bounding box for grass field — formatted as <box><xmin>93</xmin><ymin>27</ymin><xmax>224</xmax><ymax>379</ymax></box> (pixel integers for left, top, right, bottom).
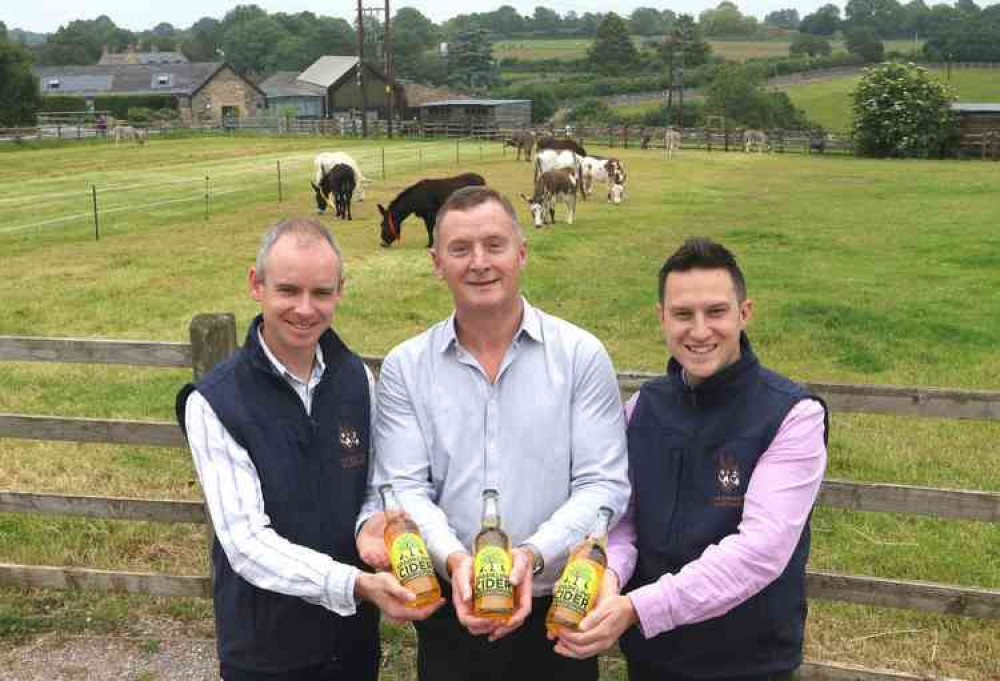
<box><xmin>1</xmin><ymin>136</ymin><xmax>998</xmax><ymax>679</ymax></box>
<box><xmin>495</xmin><ymin>37</ymin><xmax>923</xmax><ymax>63</ymax></box>
<box><xmin>781</xmin><ymin>67</ymin><xmax>1000</xmax><ymax>132</ymax></box>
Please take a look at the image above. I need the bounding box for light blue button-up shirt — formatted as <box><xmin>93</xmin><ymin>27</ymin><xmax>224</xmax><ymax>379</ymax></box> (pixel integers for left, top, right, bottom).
<box><xmin>368</xmin><ymin>298</ymin><xmax>630</xmax><ymax>594</ymax></box>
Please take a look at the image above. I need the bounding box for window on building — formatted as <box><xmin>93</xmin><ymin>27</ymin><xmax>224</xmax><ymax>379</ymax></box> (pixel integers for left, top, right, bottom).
<box><xmin>155</xmin><ymin>74</ymin><xmax>171</xmax><ymax>87</ymax></box>
<box><xmin>47</xmin><ymin>79</ymin><xmax>60</xmax><ymax>90</ymax></box>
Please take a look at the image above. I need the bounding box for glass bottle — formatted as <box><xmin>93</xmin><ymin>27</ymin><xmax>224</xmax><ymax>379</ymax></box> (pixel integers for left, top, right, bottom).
<box><xmin>473</xmin><ymin>488</ymin><xmax>514</xmax><ymax>620</ymax></box>
<box><xmin>546</xmin><ymin>507</ymin><xmax>614</xmax><ymax>636</ymax></box>
<box><xmin>380</xmin><ymin>484</ymin><xmax>441</xmax><ymax>608</ymax></box>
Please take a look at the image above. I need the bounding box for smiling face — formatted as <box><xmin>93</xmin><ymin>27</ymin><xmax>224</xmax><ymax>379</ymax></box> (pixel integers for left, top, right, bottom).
<box><xmin>659</xmin><ymin>267</ymin><xmax>752</xmax><ymax>386</ymax></box>
<box><xmin>249</xmin><ymin>233</ymin><xmax>342</xmax><ymax>371</ymax></box>
<box><xmin>430</xmin><ymin>199</ymin><xmax>526</xmax><ymax>320</ymax></box>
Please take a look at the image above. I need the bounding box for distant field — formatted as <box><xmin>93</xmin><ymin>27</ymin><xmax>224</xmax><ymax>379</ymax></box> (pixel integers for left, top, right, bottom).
<box><xmin>496</xmin><ymin>37</ymin><xmax>923</xmax><ymax>63</ymax></box>
<box><xmin>782</xmin><ymin>67</ymin><xmax>1000</xmax><ymax>132</ymax></box>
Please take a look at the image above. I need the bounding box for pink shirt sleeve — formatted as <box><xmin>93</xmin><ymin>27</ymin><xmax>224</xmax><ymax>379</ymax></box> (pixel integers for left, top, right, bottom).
<box><xmin>623</xmin><ymin>398</ymin><xmax>828</xmax><ymax>639</ymax></box>
<box><xmin>606</xmin><ymin>392</ymin><xmax>640</xmax><ymax>585</ymax></box>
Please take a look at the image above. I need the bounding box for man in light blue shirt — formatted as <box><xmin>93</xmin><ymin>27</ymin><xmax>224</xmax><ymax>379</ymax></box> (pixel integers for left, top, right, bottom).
<box><xmin>359</xmin><ymin>186</ymin><xmax>629</xmax><ymax>681</ymax></box>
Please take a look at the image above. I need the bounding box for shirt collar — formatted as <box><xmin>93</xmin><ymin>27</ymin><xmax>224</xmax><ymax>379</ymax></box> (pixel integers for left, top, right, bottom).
<box><xmin>257</xmin><ymin>326</ymin><xmax>325</xmax><ymax>384</ymax></box>
<box><xmin>437</xmin><ymin>297</ymin><xmax>542</xmax><ymax>354</ymax></box>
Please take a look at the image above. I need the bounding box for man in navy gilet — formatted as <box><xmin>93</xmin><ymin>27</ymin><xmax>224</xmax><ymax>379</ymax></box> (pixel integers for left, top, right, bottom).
<box><xmin>177</xmin><ymin>218</ymin><xmax>440</xmax><ymax>681</ymax></box>
<box><xmin>553</xmin><ymin>237</ymin><xmax>828</xmax><ymax>681</ymax></box>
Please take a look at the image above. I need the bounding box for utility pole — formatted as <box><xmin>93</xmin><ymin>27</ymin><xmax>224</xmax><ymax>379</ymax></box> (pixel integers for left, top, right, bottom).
<box><xmin>357</xmin><ymin>0</ymin><xmax>368</xmax><ymax>137</ymax></box>
<box><xmin>384</xmin><ymin>0</ymin><xmax>393</xmax><ymax>138</ymax></box>
<box><xmin>677</xmin><ymin>49</ymin><xmax>685</xmax><ymax>131</ymax></box>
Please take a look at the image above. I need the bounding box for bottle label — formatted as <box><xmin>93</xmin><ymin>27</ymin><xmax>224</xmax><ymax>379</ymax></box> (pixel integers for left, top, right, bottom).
<box><xmin>390</xmin><ymin>533</ymin><xmax>435</xmax><ymax>584</ymax></box>
<box><xmin>552</xmin><ymin>559</ymin><xmax>600</xmax><ymax>617</ymax></box>
<box><xmin>474</xmin><ymin>545</ymin><xmax>512</xmax><ymax>598</ymax></box>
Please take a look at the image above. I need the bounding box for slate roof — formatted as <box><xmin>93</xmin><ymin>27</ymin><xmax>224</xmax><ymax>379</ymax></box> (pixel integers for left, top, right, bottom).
<box><xmin>952</xmin><ymin>103</ymin><xmax>1000</xmax><ymax>113</ymax></box>
<box><xmin>31</xmin><ymin>62</ymin><xmax>261</xmax><ymax>98</ymax></box>
<box><xmin>259</xmin><ymin>71</ymin><xmax>327</xmax><ymax>98</ymax></box>
<box><xmin>297</xmin><ymin>56</ymin><xmax>359</xmax><ymax>88</ymax></box>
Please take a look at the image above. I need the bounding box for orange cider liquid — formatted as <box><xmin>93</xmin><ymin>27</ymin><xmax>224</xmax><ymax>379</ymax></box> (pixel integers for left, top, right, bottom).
<box><xmin>384</xmin><ymin>511</ymin><xmax>441</xmax><ymax>608</ymax></box>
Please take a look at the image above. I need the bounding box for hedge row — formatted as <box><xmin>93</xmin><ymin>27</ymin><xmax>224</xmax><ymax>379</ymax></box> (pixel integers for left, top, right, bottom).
<box><xmin>38</xmin><ymin>94</ymin><xmax>179</xmax><ymax>119</ymax></box>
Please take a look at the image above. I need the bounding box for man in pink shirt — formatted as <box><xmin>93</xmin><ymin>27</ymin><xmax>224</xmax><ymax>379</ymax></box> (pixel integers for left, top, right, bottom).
<box><xmin>553</xmin><ymin>237</ymin><xmax>828</xmax><ymax>681</ymax></box>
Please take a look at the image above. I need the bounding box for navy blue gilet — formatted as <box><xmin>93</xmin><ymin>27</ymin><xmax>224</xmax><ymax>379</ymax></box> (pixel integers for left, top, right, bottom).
<box><xmin>176</xmin><ymin>315</ymin><xmax>377</xmax><ymax>674</ymax></box>
<box><xmin>621</xmin><ymin>335</ymin><xmax>827</xmax><ymax>680</ymax></box>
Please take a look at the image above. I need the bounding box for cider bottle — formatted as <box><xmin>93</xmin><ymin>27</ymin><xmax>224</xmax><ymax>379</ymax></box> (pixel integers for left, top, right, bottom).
<box><xmin>380</xmin><ymin>484</ymin><xmax>441</xmax><ymax>608</ymax></box>
<box><xmin>473</xmin><ymin>489</ymin><xmax>514</xmax><ymax>620</ymax></box>
<box><xmin>546</xmin><ymin>507</ymin><xmax>614</xmax><ymax>636</ymax></box>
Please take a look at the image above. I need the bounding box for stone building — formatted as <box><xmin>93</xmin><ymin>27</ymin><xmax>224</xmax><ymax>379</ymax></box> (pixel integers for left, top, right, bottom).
<box><xmin>33</xmin><ymin>62</ymin><xmax>265</xmax><ymax>125</ymax></box>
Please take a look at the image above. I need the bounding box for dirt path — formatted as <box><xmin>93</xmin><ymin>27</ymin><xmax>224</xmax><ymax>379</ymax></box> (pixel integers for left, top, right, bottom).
<box><xmin>0</xmin><ymin>618</ymin><xmax>218</xmax><ymax>681</ymax></box>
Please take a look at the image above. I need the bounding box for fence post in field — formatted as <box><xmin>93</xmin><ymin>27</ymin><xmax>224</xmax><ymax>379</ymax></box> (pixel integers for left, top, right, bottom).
<box><xmin>204</xmin><ymin>176</ymin><xmax>210</xmax><ymax>221</ymax></box>
<box><xmin>276</xmin><ymin>161</ymin><xmax>283</xmax><ymax>203</ymax></box>
<box><xmin>91</xmin><ymin>185</ymin><xmax>100</xmax><ymax>241</ymax></box>
<box><xmin>189</xmin><ymin>312</ymin><xmax>239</xmax><ymax>575</ymax></box>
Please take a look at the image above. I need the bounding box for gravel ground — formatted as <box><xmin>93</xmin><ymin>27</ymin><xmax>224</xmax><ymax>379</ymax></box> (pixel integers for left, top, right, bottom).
<box><xmin>0</xmin><ymin>618</ymin><xmax>218</xmax><ymax>681</ymax></box>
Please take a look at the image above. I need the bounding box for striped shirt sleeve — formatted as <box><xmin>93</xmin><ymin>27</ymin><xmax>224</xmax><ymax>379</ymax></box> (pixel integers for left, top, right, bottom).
<box><xmin>185</xmin><ymin>390</ymin><xmax>361</xmax><ymax>616</ymax></box>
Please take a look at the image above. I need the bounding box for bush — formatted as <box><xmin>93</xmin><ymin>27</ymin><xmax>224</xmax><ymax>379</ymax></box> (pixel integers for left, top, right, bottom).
<box><xmin>567</xmin><ymin>99</ymin><xmax>618</xmax><ymax>124</ymax></box>
<box><xmin>844</xmin><ymin>26</ymin><xmax>885</xmax><ymax>63</ymax></box>
<box><xmin>94</xmin><ymin>95</ymin><xmax>177</xmax><ymax>120</ymax></box>
<box><xmin>126</xmin><ymin>107</ymin><xmax>154</xmax><ymax>126</ymax></box>
<box><xmin>38</xmin><ymin>96</ymin><xmax>88</xmax><ymax>113</ymax></box>
<box><xmin>851</xmin><ymin>62</ymin><xmax>960</xmax><ymax>158</ymax></box>
<box><xmin>789</xmin><ymin>33</ymin><xmax>832</xmax><ymax>57</ymax></box>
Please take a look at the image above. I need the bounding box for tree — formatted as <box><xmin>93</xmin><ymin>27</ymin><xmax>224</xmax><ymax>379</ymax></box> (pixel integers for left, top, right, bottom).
<box><xmin>844</xmin><ymin>25</ymin><xmax>886</xmax><ymax>61</ymax></box>
<box><xmin>765</xmin><ymin>9</ymin><xmax>801</xmax><ymax>29</ymax></box>
<box><xmin>799</xmin><ymin>4</ymin><xmax>841</xmax><ymax>35</ymax></box>
<box><xmin>182</xmin><ymin>17</ymin><xmax>223</xmax><ymax>61</ymax></box>
<box><xmin>492</xmin><ymin>6</ymin><xmax>527</xmax><ymax>37</ymax></box>
<box><xmin>531</xmin><ymin>7</ymin><xmax>562</xmax><ymax>35</ymax></box>
<box><xmin>705</xmin><ymin>64</ymin><xmax>808</xmax><ymax>128</ymax></box>
<box><xmin>851</xmin><ymin>61</ymin><xmax>959</xmax><ymax>157</ymax></box>
<box><xmin>36</xmin><ymin>16</ymin><xmax>134</xmax><ymax>65</ymax></box>
<box><xmin>588</xmin><ymin>13</ymin><xmax>637</xmax><ymax>76</ymax></box>
<box><xmin>659</xmin><ymin>14</ymin><xmax>712</xmax><ymax>70</ymax></box>
<box><xmin>392</xmin><ymin>8</ymin><xmax>440</xmax><ymax>77</ymax></box>
<box><xmin>0</xmin><ymin>36</ymin><xmax>40</xmax><ymax>126</ymax></box>
<box><xmin>699</xmin><ymin>2</ymin><xmax>758</xmax><ymax>37</ymax></box>
<box><xmin>222</xmin><ymin>15</ymin><xmax>290</xmax><ymax>75</ymax></box>
<box><xmin>789</xmin><ymin>33</ymin><xmax>832</xmax><ymax>57</ymax></box>
<box><xmin>845</xmin><ymin>0</ymin><xmax>906</xmax><ymax>37</ymax></box>
<box><xmin>629</xmin><ymin>8</ymin><xmax>667</xmax><ymax>36</ymax></box>
<box><xmin>446</xmin><ymin>28</ymin><xmax>497</xmax><ymax>89</ymax></box>
<box><xmin>0</xmin><ymin>21</ymin><xmax>7</xmax><ymax>42</ymax></box>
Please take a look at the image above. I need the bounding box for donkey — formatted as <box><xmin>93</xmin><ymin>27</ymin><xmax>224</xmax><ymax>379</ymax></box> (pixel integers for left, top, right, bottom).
<box><xmin>317</xmin><ymin>164</ymin><xmax>356</xmax><ymax>220</ymax></box>
<box><xmin>378</xmin><ymin>172</ymin><xmax>486</xmax><ymax>248</ymax></box>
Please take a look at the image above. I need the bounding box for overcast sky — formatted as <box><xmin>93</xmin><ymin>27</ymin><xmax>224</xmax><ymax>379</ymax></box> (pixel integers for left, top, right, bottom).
<box><xmin>8</xmin><ymin>1</ymin><xmax>856</xmax><ymax>34</ymax></box>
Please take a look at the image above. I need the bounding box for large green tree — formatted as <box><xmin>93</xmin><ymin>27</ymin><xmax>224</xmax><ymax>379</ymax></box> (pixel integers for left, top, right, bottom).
<box><xmin>659</xmin><ymin>14</ymin><xmax>712</xmax><ymax>70</ymax></box>
<box><xmin>851</xmin><ymin>61</ymin><xmax>959</xmax><ymax>157</ymax></box>
<box><xmin>0</xmin><ymin>35</ymin><xmax>40</xmax><ymax>126</ymax></box>
<box><xmin>588</xmin><ymin>13</ymin><xmax>638</xmax><ymax>76</ymax></box>
<box><xmin>446</xmin><ymin>28</ymin><xmax>496</xmax><ymax>89</ymax></box>
<box><xmin>844</xmin><ymin>25</ymin><xmax>886</xmax><ymax>61</ymax></box>
<box><xmin>36</xmin><ymin>16</ymin><xmax>134</xmax><ymax>65</ymax></box>
<box><xmin>699</xmin><ymin>2</ymin><xmax>758</xmax><ymax>36</ymax></box>
<box><xmin>799</xmin><ymin>4</ymin><xmax>841</xmax><ymax>35</ymax></box>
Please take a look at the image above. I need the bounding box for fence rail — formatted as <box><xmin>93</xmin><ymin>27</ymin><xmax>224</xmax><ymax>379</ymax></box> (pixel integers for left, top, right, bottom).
<box><xmin>1</xmin><ymin>319</ymin><xmax>997</xmax><ymax>679</ymax></box>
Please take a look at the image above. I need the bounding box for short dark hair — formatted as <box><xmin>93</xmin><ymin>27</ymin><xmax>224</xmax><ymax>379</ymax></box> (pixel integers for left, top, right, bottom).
<box><xmin>256</xmin><ymin>217</ymin><xmax>343</xmax><ymax>288</ymax></box>
<box><xmin>433</xmin><ymin>185</ymin><xmax>524</xmax><ymax>248</ymax></box>
<box><xmin>658</xmin><ymin>237</ymin><xmax>747</xmax><ymax>303</ymax></box>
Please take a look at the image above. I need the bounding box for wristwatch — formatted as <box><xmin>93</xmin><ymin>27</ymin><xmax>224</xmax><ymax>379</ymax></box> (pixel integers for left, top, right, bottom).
<box><xmin>520</xmin><ymin>543</ymin><xmax>544</xmax><ymax>576</ymax></box>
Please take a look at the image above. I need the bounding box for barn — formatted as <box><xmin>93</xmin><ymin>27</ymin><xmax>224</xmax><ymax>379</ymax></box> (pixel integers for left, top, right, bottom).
<box><xmin>293</xmin><ymin>56</ymin><xmax>404</xmax><ymax>121</ymax></box>
<box><xmin>418</xmin><ymin>98</ymin><xmax>531</xmax><ymax>133</ymax></box>
<box><xmin>952</xmin><ymin>103</ymin><xmax>1000</xmax><ymax>157</ymax></box>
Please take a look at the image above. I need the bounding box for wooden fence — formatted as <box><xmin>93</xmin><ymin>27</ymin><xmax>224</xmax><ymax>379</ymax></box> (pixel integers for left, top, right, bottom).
<box><xmin>1</xmin><ymin>314</ymin><xmax>998</xmax><ymax>680</ymax></box>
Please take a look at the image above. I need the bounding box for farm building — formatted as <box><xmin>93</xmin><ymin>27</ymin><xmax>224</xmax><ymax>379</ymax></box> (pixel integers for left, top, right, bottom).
<box><xmin>259</xmin><ymin>72</ymin><xmax>328</xmax><ymax>118</ymax></box>
<box><xmin>953</xmin><ymin>103</ymin><xmax>1000</xmax><ymax>146</ymax></box>
<box><xmin>32</xmin><ymin>62</ymin><xmax>265</xmax><ymax>125</ymax></box>
<box><xmin>292</xmin><ymin>56</ymin><xmax>404</xmax><ymax>120</ymax></box>
<box><xmin>418</xmin><ymin>99</ymin><xmax>532</xmax><ymax>131</ymax></box>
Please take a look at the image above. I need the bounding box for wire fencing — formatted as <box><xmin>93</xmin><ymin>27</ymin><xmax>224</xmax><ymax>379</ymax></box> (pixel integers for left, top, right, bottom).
<box><xmin>0</xmin><ymin>139</ymin><xmax>508</xmax><ymax>243</ymax></box>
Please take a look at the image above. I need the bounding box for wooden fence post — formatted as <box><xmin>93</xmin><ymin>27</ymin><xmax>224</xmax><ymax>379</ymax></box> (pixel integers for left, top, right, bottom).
<box><xmin>189</xmin><ymin>312</ymin><xmax>238</xmax><ymax>577</ymax></box>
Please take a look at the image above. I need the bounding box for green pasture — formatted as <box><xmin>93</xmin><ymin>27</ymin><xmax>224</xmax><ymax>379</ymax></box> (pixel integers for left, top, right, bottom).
<box><xmin>0</xmin><ymin>136</ymin><xmax>998</xmax><ymax>679</ymax></box>
<box><xmin>781</xmin><ymin>66</ymin><xmax>1000</xmax><ymax>132</ymax></box>
<box><xmin>495</xmin><ymin>37</ymin><xmax>923</xmax><ymax>63</ymax></box>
